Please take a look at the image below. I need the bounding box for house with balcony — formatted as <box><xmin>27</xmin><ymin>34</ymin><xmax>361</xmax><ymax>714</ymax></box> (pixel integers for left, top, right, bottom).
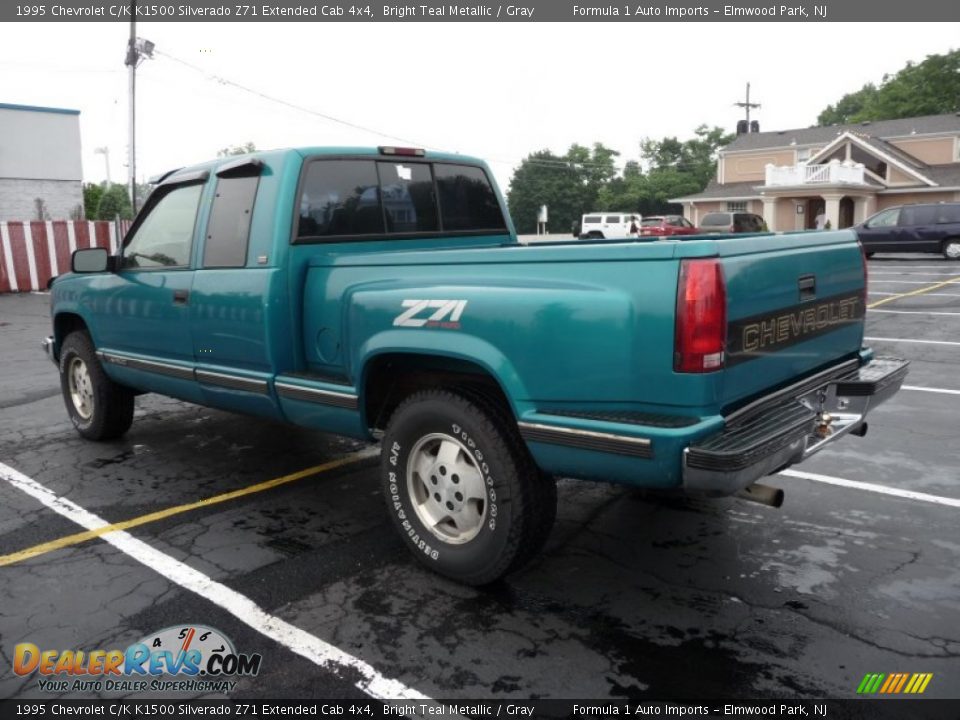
<box><xmin>671</xmin><ymin>113</ymin><xmax>960</xmax><ymax>232</ymax></box>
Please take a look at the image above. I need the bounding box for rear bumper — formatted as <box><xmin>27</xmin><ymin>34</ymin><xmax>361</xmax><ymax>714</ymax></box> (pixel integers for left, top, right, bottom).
<box><xmin>682</xmin><ymin>356</ymin><xmax>909</xmax><ymax>496</ymax></box>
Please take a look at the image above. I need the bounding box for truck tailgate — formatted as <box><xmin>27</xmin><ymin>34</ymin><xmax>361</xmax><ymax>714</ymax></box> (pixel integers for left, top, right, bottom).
<box><xmin>707</xmin><ymin>231</ymin><xmax>866</xmax><ymax>410</ymax></box>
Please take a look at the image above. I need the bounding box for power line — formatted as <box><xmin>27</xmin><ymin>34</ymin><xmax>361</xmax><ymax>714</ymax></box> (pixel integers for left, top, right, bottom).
<box><xmin>153</xmin><ymin>48</ymin><xmax>720</xmax><ymax>177</ymax></box>
<box><xmin>154</xmin><ymin>49</ymin><xmax>435</xmax><ymax>149</ymax></box>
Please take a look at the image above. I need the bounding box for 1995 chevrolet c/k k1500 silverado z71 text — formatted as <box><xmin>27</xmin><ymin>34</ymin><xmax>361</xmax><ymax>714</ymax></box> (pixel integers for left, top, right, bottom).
<box><xmin>43</xmin><ymin>146</ymin><xmax>908</xmax><ymax>584</ymax></box>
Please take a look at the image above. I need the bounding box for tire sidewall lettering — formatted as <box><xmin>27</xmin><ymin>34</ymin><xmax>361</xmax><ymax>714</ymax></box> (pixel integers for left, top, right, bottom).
<box><xmin>383</xmin><ymin>408</ymin><xmax>507</xmax><ymax>565</ymax></box>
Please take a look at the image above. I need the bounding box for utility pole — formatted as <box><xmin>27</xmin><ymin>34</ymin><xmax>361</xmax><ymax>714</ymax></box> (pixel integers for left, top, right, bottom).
<box><xmin>124</xmin><ymin>6</ymin><xmax>153</xmax><ymax>215</ymax></box>
<box><xmin>125</xmin><ymin>4</ymin><xmax>137</xmax><ymax>214</ymax></box>
<box><xmin>735</xmin><ymin>82</ymin><xmax>761</xmax><ymax>131</ymax></box>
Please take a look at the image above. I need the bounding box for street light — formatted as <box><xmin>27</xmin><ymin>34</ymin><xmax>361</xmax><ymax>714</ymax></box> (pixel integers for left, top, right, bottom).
<box><xmin>93</xmin><ymin>147</ymin><xmax>111</xmax><ymax>185</ymax></box>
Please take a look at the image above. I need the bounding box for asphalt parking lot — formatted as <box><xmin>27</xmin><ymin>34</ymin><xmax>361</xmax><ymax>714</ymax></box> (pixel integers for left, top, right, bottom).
<box><xmin>1</xmin><ymin>254</ymin><xmax>958</xmax><ymax>703</ymax></box>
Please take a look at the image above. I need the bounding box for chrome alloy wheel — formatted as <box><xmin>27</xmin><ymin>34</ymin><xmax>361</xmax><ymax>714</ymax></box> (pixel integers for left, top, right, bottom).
<box><xmin>944</xmin><ymin>241</ymin><xmax>960</xmax><ymax>260</ymax></box>
<box><xmin>406</xmin><ymin>433</ymin><xmax>487</xmax><ymax>544</ymax></box>
<box><xmin>67</xmin><ymin>356</ymin><xmax>94</xmax><ymax>420</ymax></box>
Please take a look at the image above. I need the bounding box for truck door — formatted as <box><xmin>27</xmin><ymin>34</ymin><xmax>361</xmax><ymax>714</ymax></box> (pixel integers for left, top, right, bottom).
<box><xmin>88</xmin><ymin>174</ymin><xmax>205</xmax><ymax>403</ymax></box>
<box><xmin>188</xmin><ymin>159</ymin><xmax>280</xmax><ymax>418</ymax></box>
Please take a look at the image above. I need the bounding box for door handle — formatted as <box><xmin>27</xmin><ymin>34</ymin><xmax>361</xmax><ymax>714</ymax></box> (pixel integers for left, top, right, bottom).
<box><xmin>173</xmin><ymin>289</ymin><xmax>190</xmax><ymax>305</ymax></box>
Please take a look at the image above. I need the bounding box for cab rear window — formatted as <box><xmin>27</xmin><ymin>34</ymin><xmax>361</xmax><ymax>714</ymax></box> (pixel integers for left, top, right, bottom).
<box><xmin>297</xmin><ymin>158</ymin><xmax>506</xmax><ymax>241</ymax></box>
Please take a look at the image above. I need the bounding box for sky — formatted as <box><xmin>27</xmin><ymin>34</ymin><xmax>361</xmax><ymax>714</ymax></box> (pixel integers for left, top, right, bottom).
<box><xmin>3</xmin><ymin>22</ymin><xmax>959</xmax><ymax>191</ymax></box>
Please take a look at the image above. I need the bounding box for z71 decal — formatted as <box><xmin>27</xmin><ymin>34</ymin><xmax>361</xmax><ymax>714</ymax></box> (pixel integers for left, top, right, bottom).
<box><xmin>393</xmin><ymin>300</ymin><xmax>468</xmax><ymax>329</ymax></box>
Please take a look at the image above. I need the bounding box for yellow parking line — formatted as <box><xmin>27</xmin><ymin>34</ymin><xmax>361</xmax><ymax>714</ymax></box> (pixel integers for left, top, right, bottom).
<box><xmin>868</xmin><ymin>276</ymin><xmax>960</xmax><ymax>309</ymax></box>
<box><xmin>0</xmin><ymin>447</ymin><xmax>379</xmax><ymax>568</ymax></box>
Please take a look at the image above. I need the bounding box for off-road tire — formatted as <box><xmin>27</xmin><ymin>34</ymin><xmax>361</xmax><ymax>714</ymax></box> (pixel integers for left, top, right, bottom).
<box><xmin>381</xmin><ymin>389</ymin><xmax>556</xmax><ymax>585</ymax></box>
<box><xmin>59</xmin><ymin>331</ymin><xmax>135</xmax><ymax>440</ymax></box>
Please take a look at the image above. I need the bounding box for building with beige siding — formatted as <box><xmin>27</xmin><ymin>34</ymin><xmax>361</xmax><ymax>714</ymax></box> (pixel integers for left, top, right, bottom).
<box><xmin>671</xmin><ymin>113</ymin><xmax>960</xmax><ymax>232</ymax></box>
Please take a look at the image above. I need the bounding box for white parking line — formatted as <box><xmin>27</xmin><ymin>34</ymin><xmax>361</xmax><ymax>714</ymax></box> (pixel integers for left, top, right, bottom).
<box><xmin>870</xmin><ymin>309</ymin><xmax>960</xmax><ymax>316</ymax></box>
<box><xmin>865</xmin><ymin>336</ymin><xmax>960</xmax><ymax>347</ymax></box>
<box><xmin>870</xmin><ymin>271</ymin><xmax>960</xmax><ymax>276</ymax></box>
<box><xmin>868</xmin><ymin>280</ymin><xmax>960</xmax><ymax>285</ymax></box>
<box><xmin>868</xmin><ymin>291</ymin><xmax>960</xmax><ymax>298</ymax></box>
<box><xmin>0</xmin><ymin>460</ymin><xmax>449</xmax><ymax>713</ymax></box>
<box><xmin>869</xmin><ymin>265</ymin><xmax>960</xmax><ymax>270</ymax></box>
<box><xmin>780</xmin><ymin>468</ymin><xmax>960</xmax><ymax>509</ymax></box>
<box><xmin>903</xmin><ymin>384</ymin><xmax>960</xmax><ymax>396</ymax></box>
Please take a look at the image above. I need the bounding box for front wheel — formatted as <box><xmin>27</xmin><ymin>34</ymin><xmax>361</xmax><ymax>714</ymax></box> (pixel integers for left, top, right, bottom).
<box><xmin>381</xmin><ymin>389</ymin><xmax>556</xmax><ymax>585</ymax></box>
<box><xmin>59</xmin><ymin>331</ymin><xmax>135</xmax><ymax>440</ymax></box>
<box><xmin>942</xmin><ymin>239</ymin><xmax>960</xmax><ymax>260</ymax></box>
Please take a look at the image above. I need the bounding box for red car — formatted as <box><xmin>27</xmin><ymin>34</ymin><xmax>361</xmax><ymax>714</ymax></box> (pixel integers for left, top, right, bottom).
<box><xmin>639</xmin><ymin>215</ymin><xmax>699</xmax><ymax>237</ymax></box>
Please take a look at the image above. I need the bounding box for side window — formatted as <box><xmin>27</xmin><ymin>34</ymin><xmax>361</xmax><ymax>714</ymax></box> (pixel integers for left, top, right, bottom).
<box><xmin>204</xmin><ymin>175</ymin><xmax>258</xmax><ymax>268</ymax></box>
<box><xmin>298</xmin><ymin>160</ymin><xmax>383</xmax><ymax>238</ymax></box>
<box><xmin>434</xmin><ymin>164</ymin><xmax>507</xmax><ymax>232</ymax></box>
<box><xmin>377</xmin><ymin>161</ymin><xmax>438</xmax><ymax>233</ymax></box>
<box><xmin>868</xmin><ymin>208</ymin><xmax>900</xmax><ymax>228</ymax></box>
<box><xmin>122</xmin><ymin>183</ymin><xmax>202</xmax><ymax>269</ymax></box>
<box><xmin>937</xmin><ymin>204</ymin><xmax>960</xmax><ymax>224</ymax></box>
<box><xmin>680</xmin><ymin>218</ymin><xmax>693</xmax><ymax>228</ymax></box>
<box><xmin>907</xmin><ymin>206</ymin><xmax>937</xmax><ymax>225</ymax></box>
<box><xmin>605</xmin><ymin>216</ymin><xmax>620</xmax><ymax>223</ymax></box>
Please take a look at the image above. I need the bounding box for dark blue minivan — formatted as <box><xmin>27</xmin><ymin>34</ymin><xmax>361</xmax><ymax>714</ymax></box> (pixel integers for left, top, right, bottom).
<box><xmin>855</xmin><ymin>202</ymin><xmax>960</xmax><ymax>259</ymax></box>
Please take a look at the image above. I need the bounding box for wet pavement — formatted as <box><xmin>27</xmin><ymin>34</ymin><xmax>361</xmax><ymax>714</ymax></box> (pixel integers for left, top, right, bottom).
<box><xmin>0</xmin><ymin>255</ymin><xmax>958</xmax><ymax>702</ymax></box>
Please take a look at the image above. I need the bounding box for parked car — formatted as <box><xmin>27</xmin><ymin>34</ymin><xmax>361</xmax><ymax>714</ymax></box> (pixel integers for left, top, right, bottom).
<box><xmin>639</xmin><ymin>215</ymin><xmax>700</xmax><ymax>237</ymax></box>
<box><xmin>45</xmin><ymin>146</ymin><xmax>907</xmax><ymax>585</ymax></box>
<box><xmin>579</xmin><ymin>212</ymin><xmax>640</xmax><ymax>239</ymax></box>
<box><xmin>855</xmin><ymin>203</ymin><xmax>960</xmax><ymax>259</ymax></box>
<box><xmin>698</xmin><ymin>211</ymin><xmax>767</xmax><ymax>234</ymax></box>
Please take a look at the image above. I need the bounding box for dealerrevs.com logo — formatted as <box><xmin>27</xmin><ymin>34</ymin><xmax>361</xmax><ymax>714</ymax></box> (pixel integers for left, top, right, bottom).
<box><xmin>14</xmin><ymin>625</ymin><xmax>262</xmax><ymax>694</ymax></box>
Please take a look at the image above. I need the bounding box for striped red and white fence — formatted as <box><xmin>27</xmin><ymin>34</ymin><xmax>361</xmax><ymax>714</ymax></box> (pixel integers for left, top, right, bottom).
<box><xmin>0</xmin><ymin>220</ymin><xmax>132</xmax><ymax>294</ymax></box>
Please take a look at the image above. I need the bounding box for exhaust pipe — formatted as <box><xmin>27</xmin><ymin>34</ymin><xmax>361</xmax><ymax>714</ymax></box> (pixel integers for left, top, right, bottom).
<box><xmin>737</xmin><ymin>482</ymin><xmax>784</xmax><ymax>508</ymax></box>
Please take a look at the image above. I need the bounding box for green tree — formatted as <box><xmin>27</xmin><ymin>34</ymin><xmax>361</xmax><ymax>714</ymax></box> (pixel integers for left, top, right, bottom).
<box><xmin>95</xmin><ymin>183</ymin><xmax>133</xmax><ymax>220</ymax></box>
<box><xmin>597</xmin><ymin>125</ymin><xmax>732</xmax><ymax>216</ymax></box>
<box><xmin>818</xmin><ymin>49</ymin><xmax>960</xmax><ymax>125</ymax></box>
<box><xmin>83</xmin><ymin>183</ymin><xmax>104</xmax><ymax>220</ymax></box>
<box><xmin>217</xmin><ymin>141</ymin><xmax>257</xmax><ymax>157</ymax></box>
<box><xmin>506</xmin><ymin>143</ymin><xmax>619</xmax><ymax>234</ymax></box>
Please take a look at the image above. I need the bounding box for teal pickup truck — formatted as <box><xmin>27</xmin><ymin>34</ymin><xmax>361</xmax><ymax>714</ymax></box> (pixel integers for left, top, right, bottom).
<box><xmin>44</xmin><ymin>146</ymin><xmax>908</xmax><ymax>584</ymax></box>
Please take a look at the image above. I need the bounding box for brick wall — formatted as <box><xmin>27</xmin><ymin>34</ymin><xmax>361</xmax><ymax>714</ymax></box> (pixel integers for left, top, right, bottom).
<box><xmin>0</xmin><ymin>179</ymin><xmax>83</xmax><ymax>222</ymax></box>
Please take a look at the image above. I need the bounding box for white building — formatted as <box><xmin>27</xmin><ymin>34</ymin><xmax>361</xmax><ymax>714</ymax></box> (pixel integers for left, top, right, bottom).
<box><xmin>0</xmin><ymin>103</ymin><xmax>84</xmax><ymax>221</ymax></box>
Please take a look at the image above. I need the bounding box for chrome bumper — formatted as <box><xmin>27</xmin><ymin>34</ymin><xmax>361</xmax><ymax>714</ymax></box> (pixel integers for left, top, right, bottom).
<box><xmin>42</xmin><ymin>335</ymin><xmax>56</xmax><ymax>364</ymax></box>
<box><xmin>683</xmin><ymin>356</ymin><xmax>909</xmax><ymax>496</ymax></box>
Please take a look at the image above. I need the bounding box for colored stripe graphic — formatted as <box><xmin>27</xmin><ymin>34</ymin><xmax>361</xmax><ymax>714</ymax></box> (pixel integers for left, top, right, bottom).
<box><xmin>858</xmin><ymin>672</ymin><xmax>933</xmax><ymax>694</ymax></box>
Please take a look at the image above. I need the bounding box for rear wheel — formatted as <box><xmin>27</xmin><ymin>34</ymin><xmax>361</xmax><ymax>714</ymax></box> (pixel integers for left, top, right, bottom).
<box><xmin>59</xmin><ymin>331</ymin><xmax>135</xmax><ymax>440</ymax></box>
<box><xmin>942</xmin><ymin>238</ymin><xmax>960</xmax><ymax>260</ymax></box>
<box><xmin>381</xmin><ymin>389</ymin><xmax>556</xmax><ymax>585</ymax></box>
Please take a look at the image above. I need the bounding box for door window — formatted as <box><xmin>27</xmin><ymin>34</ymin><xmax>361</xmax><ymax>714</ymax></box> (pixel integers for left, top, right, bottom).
<box><xmin>900</xmin><ymin>206</ymin><xmax>937</xmax><ymax>226</ymax></box>
<box><xmin>204</xmin><ymin>175</ymin><xmax>259</xmax><ymax>267</ymax></box>
<box><xmin>121</xmin><ymin>184</ymin><xmax>203</xmax><ymax>269</ymax></box>
<box><xmin>867</xmin><ymin>208</ymin><xmax>900</xmax><ymax>228</ymax></box>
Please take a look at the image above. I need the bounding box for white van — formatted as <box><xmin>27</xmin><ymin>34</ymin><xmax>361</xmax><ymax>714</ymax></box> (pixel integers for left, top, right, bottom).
<box><xmin>579</xmin><ymin>212</ymin><xmax>641</xmax><ymax>239</ymax></box>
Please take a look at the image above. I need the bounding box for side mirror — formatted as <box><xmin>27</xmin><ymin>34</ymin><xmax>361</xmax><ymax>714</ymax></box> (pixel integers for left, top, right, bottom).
<box><xmin>72</xmin><ymin>247</ymin><xmax>109</xmax><ymax>273</ymax></box>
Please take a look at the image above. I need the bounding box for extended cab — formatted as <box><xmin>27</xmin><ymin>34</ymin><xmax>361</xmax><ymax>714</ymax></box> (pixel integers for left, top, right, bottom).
<box><xmin>45</xmin><ymin>146</ymin><xmax>908</xmax><ymax>584</ymax></box>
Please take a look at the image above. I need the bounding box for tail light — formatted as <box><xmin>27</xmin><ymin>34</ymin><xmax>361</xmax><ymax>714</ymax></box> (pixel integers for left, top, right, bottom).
<box><xmin>674</xmin><ymin>259</ymin><xmax>727</xmax><ymax>373</ymax></box>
